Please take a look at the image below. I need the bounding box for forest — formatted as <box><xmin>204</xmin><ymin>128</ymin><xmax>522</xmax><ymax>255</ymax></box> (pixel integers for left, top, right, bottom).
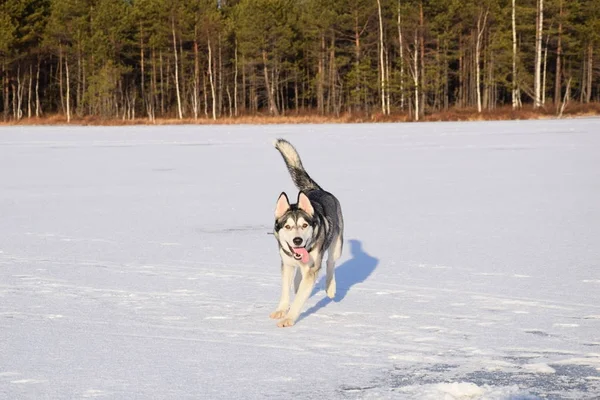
<box><xmin>1</xmin><ymin>0</ymin><xmax>599</xmax><ymax>122</ymax></box>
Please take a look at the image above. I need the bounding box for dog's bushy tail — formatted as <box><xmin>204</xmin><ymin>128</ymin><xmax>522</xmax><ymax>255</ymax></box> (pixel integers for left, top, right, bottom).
<box><xmin>274</xmin><ymin>139</ymin><xmax>321</xmax><ymax>192</ymax></box>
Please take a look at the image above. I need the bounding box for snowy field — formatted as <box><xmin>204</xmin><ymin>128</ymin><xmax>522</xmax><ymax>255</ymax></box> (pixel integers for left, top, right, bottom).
<box><xmin>1</xmin><ymin>119</ymin><xmax>599</xmax><ymax>399</ymax></box>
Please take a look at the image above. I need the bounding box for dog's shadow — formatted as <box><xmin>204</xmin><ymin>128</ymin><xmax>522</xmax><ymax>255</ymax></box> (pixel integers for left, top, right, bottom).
<box><xmin>297</xmin><ymin>239</ymin><xmax>379</xmax><ymax>322</ymax></box>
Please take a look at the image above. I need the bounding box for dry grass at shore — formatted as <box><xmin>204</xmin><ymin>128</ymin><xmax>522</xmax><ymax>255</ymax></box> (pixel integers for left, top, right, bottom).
<box><xmin>2</xmin><ymin>103</ymin><xmax>599</xmax><ymax>126</ymax></box>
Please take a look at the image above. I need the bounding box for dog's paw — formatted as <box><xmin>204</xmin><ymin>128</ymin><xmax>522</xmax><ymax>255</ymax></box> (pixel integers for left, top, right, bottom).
<box><xmin>269</xmin><ymin>310</ymin><xmax>287</xmax><ymax>319</ymax></box>
<box><xmin>277</xmin><ymin>318</ymin><xmax>295</xmax><ymax>328</ymax></box>
<box><xmin>326</xmin><ymin>280</ymin><xmax>336</xmax><ymax>299</ymax></box>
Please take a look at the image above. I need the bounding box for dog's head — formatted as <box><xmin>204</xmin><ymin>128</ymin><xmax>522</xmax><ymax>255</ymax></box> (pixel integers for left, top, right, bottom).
<box><xmin>273</xmin><ymin>192</ymin><xmax>316</xmax><ymax>262</ymax></box>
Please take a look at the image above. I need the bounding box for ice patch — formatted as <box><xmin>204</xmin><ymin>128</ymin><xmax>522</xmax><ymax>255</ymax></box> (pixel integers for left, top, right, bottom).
<box><xmin>522</xmin><ymin>363</ymin><xmax>556</xmax><ymax>374</ymax></box>
<box><xmin>398</xmin><ymin>382</ymin><xmax>521</xmax><ymax>399</ymax></box>
<box><xmin>553</xmin><ymin>355</ymin><xmax>600</xmax><ymax>367</ymax></box>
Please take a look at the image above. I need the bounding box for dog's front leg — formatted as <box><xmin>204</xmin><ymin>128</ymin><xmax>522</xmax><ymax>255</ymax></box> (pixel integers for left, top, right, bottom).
<box><xmin>270</xmin><ymin>263</ymin><xmax>294</xmax><ymax>319</ymax></box>
<box><xmin>277</xmin><ymin>260</ymin><xmax>321</xmax><ymax>327</ymax></box>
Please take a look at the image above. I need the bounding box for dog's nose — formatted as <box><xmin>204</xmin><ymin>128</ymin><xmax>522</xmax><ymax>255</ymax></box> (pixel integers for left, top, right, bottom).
<box><xmin>293</xmin><ymin>237</ymin><xmax>303</xmax><ymax>246</ymax></box>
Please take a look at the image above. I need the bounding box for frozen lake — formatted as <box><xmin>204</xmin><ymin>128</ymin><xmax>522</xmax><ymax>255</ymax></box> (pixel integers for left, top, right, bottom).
<box><xmin>1</xmin><ymin>119</ymin><xmax>599</xmax><ymax>399</ymax></box>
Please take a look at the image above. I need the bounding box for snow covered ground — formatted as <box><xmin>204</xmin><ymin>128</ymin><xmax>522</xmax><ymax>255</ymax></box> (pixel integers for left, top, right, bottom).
<box><xmin>1</xmin><ymin>119</ymin><xmax>599</xmax><ymax>399</ymax></box>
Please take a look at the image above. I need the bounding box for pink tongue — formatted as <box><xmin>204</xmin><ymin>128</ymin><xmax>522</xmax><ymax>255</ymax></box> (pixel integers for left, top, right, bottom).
<box><xmin>293</xmin><ymin>247</ymin><xmax>309</xmax><ymax>263</ymax></box>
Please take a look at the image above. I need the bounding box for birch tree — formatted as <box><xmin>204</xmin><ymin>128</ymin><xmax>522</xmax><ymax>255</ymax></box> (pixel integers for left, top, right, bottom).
<box><xmin>397</xmin><ymin>0</ymin><xmax>405</xmax><ymax>109</ymax></box>
<box><xmin>534</xmin><ymin>0</ymin><xmax>543</xmax><ymax>108</ymax></box>
<box><xmin>476</xmin><ymin>8</ymin><xmax>489</xmax><ymax>113</ymax></box>
<box><xmin>377</xmin><ymin>0</ymin><xmax>387</xmax><ymax>115</ymax></box>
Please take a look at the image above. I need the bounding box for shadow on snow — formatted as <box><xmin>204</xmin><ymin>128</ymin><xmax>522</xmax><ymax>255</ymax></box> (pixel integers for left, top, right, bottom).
<box><xmin>297</xmin><ymin>239</ymin><xmax>379</xmax><ymax>323</ymax></box>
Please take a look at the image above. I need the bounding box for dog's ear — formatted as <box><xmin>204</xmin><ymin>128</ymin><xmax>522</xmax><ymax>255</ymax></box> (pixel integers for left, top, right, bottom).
<box><xmin>275</xmin><ymin>192</ymin><xmax>290</xmax><ymax>219</ymax></box>
<box><xmin>297</xmin><ymin>192</ymin><xmax>314</xmax><ymax>217</ymax></box>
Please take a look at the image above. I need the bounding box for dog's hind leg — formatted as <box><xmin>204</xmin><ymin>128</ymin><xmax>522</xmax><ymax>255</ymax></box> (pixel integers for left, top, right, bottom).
<box><xmin>270</xmin><ymin>263</ymin><xmax>294</xmax><ymax>319</ymax></box>
<box><xmin>325</xmin><ymin>234</ymin><xmax>343</xmax><ymax>299</ymax></box>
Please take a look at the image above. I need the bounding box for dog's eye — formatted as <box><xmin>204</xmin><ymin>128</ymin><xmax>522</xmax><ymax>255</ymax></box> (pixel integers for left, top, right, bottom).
<box><xmin>284</xmin><ymin>225</ymin><xmax>291</xmax><ymax>230</ymax></box>
<box><xmin>301</xmin><ymin>223</ymin><xmax>308</xmax><ymax>229</ymax></box>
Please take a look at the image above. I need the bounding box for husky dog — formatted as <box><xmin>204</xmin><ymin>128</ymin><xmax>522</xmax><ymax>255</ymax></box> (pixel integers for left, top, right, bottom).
<box><xmin>270</xmin><ymin>139</ymin><xmax>344</xmax><ymax>327</ymax></box>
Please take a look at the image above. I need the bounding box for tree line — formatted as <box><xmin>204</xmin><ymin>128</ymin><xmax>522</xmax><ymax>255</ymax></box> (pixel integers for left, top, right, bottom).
<box><xmin>1</xmin><ymin>0</ymin><xmax>599</xmax><ymax>122</ymax></box>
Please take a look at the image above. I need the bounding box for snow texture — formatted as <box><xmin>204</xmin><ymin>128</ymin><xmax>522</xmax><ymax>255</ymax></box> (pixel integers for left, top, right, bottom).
<box><xmin>1</xmin><ymin>119</ymin><xmax>599</xmax><ymax>399</ymax></box>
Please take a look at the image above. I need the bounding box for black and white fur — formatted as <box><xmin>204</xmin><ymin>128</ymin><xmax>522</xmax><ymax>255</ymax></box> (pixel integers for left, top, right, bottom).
<box><xmin>271</xmin><ymin>139</ymin><xmax>344</xmax><ymax>327</ymax></box>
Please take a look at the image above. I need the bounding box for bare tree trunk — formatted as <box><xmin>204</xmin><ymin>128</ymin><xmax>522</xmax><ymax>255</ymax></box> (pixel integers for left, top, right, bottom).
<box><xmin>354</xmin><ymin>16</ymin><xmax>361</xmax><ymax>112</ymax></box>
<box><xmin>203</xmin><ymin>72</ymin><xmax>208</xmax><ymax>117</ymax></box>
<box><xmin>2</xmin><ymin>59</ymin><xmax>8</xmax><ymax>120</ymax></box>
<box><xmin>327</xmin><ymin>35</ymin><xmax>336</xmax><ymax>114</ymax></box>
<box><xmin>77</xmin><ymin>39</ymin><xmax>82</xmax><ymax>116</ymax></box>
<box><xmin>385</xmin><ymin>48</ymin><xmax>391</xmax><ymax>115</ymax></box>
<box><xmin>172</xmin><ymin>18</ymin><xmax>183</xmax><ymax>119</ymax></box>
<box><xmin>542</xmin><ymin>33</ymin><xmax>549</xmax><ymax>105</ymax></box>
<box><xmin>476</xmin><ymin>9</ymin><xmax>488</xmax><ymax>113</ymax></box>
<box><xmin>234</xmin><ymin>40</ymin><xmax>238</xmax><ymax>117</ymax></box>
<box><xmin>242</xmin><ymin>55</ymin><xmax>247</xmax><ymax>114</ymax></box>
<box><xmin>11</xmin><ymin>81</ymin><xmax>17</xmax><ymax>119</ymax></box>
<box><xmin>35</xmin><ymin>58</ymin><xmax>41</xmax><ymax>117</ymax></box>
<box><xmin>150</xmin><ymin>48</ymin><xmax>157</xmax><ymax>122</ymax></box>
<box><xmin>512</xmin><ymin>0</ymin><xmax>519</xmax><ymax>109</ymax></box>
<box><xmin>398</xmin><ymin>0</ymin><xmax>405</xmax><ymax>110</ymax></box>
<box><xmin>278</xmin><ymin>74</ymin><xmax>285</xmax><ymax>115</ymax></box>
<box><xmin>65</xmin><ymin>57</ymin><xmax>71</xmax><ymax>123</ymax></box>
<box><xmin>419</xmin><ymin>1</ymin><xmax>425</xmax><ymax>118</ymax></box>
<box><xmin>159</xmin><ymin>51</ymin><xmax>164</xmax><ymax>116</ymax></box>
<box><xmin>226</xmin><ymin>85</ymin><xmax>232</xmax><ymax>117</ymax></box>
<box><xmin>443</xmin><ymin>40</ymin><xmax>449</xmax><ymax>110</ymax></box>
<box><xmin>59</xmin><ymin>46</ymin><xmax>65</xmax><ymax>114</ymax></box>
<box><xmin>317</xmin><ymin>33</ymin><xmax>324</xmax><ymax>114</ymax></box>
<box><xmin>82</xmin><ymin>49</ymin><xmax>86</xmax><ymax>116</ymax></box>
<box><xmin>585</xmin><ymin>43</ymin><xmax>593</xmax><ymax>104</ymax></box>
<box><xmin>377</xmin><ymin>0</ymin><xmax>386</xmax><ymax>115</ymax></box>
<box><xmin>554</xmin><ymin>0</ymin><xmax>563</xmax><ymax>108</ymax></box>
<box><xmin>487</xmin><ymin>47</ymin><xmax>495</xmax><ymax>109</ymax></box>
<box><xmin>140</xmin><ymin>23</ymin><xmax>148</xmax><ymax>121</ymax></box>
<box><xmin>558</xmin><ymin>77</ymin><xmax>571</xmax><ymax>118</ymax></box>
<box><xmin>294</xmin><ymin>69</ymin><xmax>299</xmax><ymax>115</ymax></box>
<box><xmin>458</xmin><ymin>38</ymin><xmax>463</xmax><ymax>107</ymax></box>
<box><xmin>262</xmin><ymin>49</ymin><xmax>279</xmax><ymax>115</ymax></box>
<box><xmin>208</xmin><ymin>38</ymin><xmax>217</xmax><ymax>120</ymax></box>
<box><xmin>179</xmin><ymin>35</ymin><xmax>186</xmax><ymax>116</ymax></box>
<box><xmin>251</xmin><ymin>68</ymin><xmax>257</xmax><ymax>113</ymax></box>
<box><xmin>482</xmin><ymin>40</ymin><xmax>488</xmax><ymax>110</ymax></box>
<box><xmin>218</xmin><ymin>34</ymin><xmax>223</xmax><ymax>117</ymax></box>
<box><xmin>27</xmin><ymin>65</ymin><xmax>32</xmax><ymax>118</ymax></box>
<box><xmin>414</xmin><ymin>31</ymin><xmax>419</xmax><ymax>121</ymax></box>
<box><xmin>16</xmin><ymin>68</ymin><xmax>23</xmax><ymax>120</ymax></box>
<box><xmin>193</xmin><ymin>31</ymin><xmax>200</xmax><ymax>120</ymax></box>
<box><xmin>580</xmin><ymin>51</ymin><xmax>587</xmax><ymax>102</ymax></box>
<box><xmin>534</xmin><ymin>0</ymin><xmax>543</xmax><ymax>108</ymax></box>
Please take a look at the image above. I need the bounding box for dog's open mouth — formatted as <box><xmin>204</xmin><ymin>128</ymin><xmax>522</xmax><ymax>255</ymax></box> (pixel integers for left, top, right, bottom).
<box><xmin>288</xmin><ymin>244</ymin><xmax>309</xmax><ymax>263</ymax></box>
